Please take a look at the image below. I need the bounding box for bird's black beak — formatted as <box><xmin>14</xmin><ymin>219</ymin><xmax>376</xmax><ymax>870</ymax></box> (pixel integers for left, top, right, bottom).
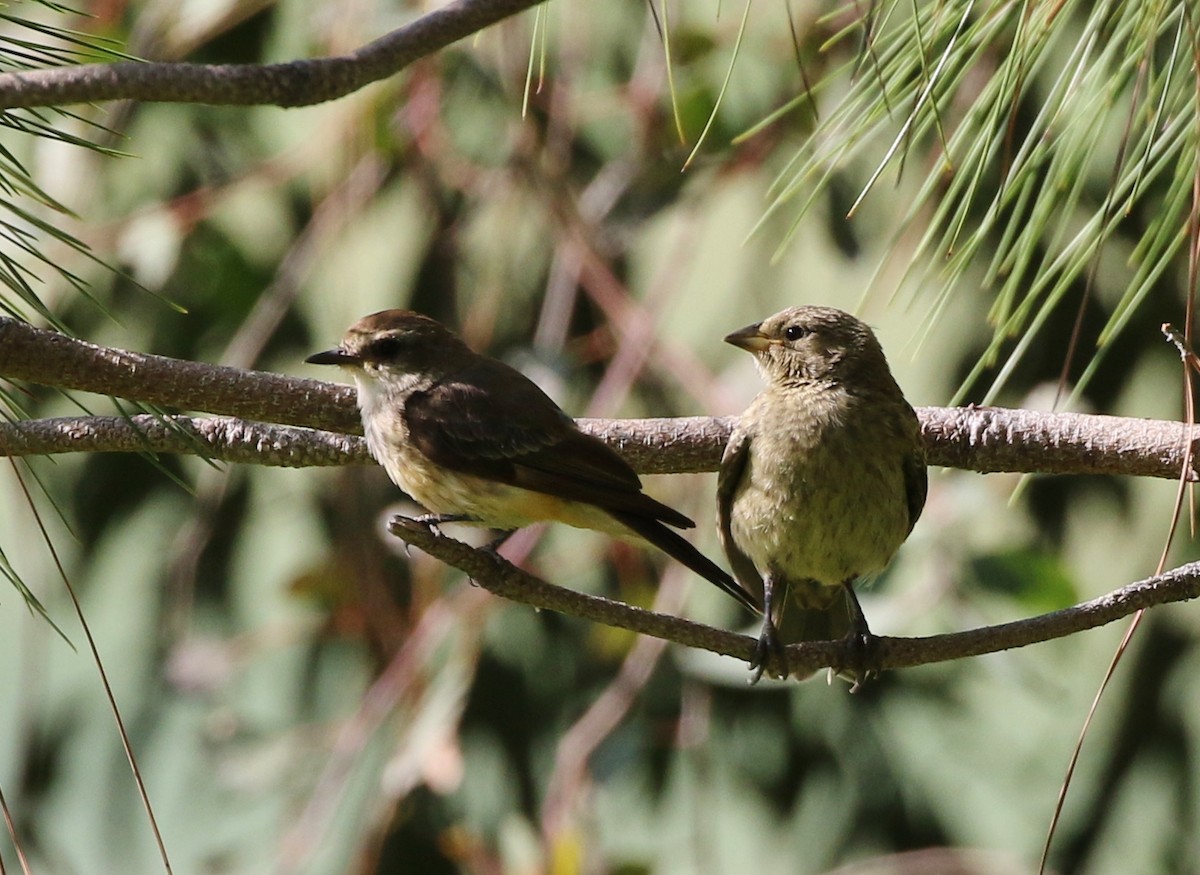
<box><xmin>305</xmin><ymin>348</ymin><xmax>361</xmax><ymax>366</ymax></box>
<box><xmin>724</xmin><ymin>323</ymin><xmax>772</xmax><ymax>353</ymax></box>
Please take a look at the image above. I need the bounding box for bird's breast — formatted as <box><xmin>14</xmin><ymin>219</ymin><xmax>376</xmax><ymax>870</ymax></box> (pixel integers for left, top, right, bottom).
<box><xmin>728</xmin><ymin>390</ymin><xmax>913</xmax><ymax>586</ymax></box>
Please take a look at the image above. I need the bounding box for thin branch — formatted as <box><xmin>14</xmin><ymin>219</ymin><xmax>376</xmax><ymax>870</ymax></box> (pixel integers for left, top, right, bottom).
<box><xmin>389</xmin><ymin>515</ymin><xmax>751</xmax><ymax>657</ymax></box>
<box><xmin>7</xmin><ymin>462</ymin><xmax>175</xmax><ymax>873</ymax></box>
<box><xmin>0</xmin><ymin>415</ymin><xmax>371</xmax><ymax>467</ymax></box>
<box><xmin>387</xmin><ymin>516</ymin><xmax>1200</xmax><ymax>677</ymax></box>
<box><xmin>0</xmin><ymin>0</ymin><xmax>547</xmax><ymax>109</ymax></box>
<box><xmin>588</xmin><ymin>407</ymin><xmax>1200</xmax><ymax>480</ymax></box>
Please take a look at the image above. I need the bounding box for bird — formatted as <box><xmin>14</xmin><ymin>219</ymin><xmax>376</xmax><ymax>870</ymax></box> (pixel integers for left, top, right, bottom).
<box><xmin>716</xmin><ymin>306</ymin><xmax>927</xmax><ymax>681</ymax></box>
<box><xmin>307</xmin><ymin>309</ymin><xmax>758</xmax><ymax>613</ymax></box>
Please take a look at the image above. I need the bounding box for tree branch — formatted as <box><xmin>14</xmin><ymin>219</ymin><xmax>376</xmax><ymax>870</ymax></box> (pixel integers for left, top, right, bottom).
<box><xmin>914</xmin><ymin>404</ymin><xmax>1198</xmax><ymax>482</ymax></box>
<box><xmin>0</xmin><ymin>0</ymin><xmax>546</xmax><ymax>109</ymax></box>
<box><xmin>0</xmin><ymin>415</ymin><xmax>370</xmax><ymax>468</ymax></box>
<box><xmin>388</xmin><ymin>516</ymin><xmax>755</xmax><ymax>658</ymax></box>
<box><xmin>1</xmin><ymin>316</ymin><xmax>1197</xmax><ymax>481</ymax></box>
<box><xmin>387</xmin><ymin>516</ymin><xmax>1200</xmax><ymax>677</ymax></box>
<box><xmin>0</xmin><ymin>317</ymin><xmax>359</xmax><ymax>433</ymax></box>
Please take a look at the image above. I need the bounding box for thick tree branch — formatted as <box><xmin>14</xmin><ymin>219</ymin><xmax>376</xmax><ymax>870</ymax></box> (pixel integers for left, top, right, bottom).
<box><xmin>1</xmin><ymin>316</ymin><xmax>1197</xmax><ymax>481</ymax></box>
<box><xmin>0</xmin><ymin>317</ymin><xmax>359</xmax><ymax>432</ymax></box>
<box><xmin>914</xmin><ymin>405</ymin><xmax>1198</xmax><ymax>482</ymax></box>
<box><xmin>388</xmin><ymin>516</ymin><xmax>1200</xmax><ymax>676</ymax></box>
<box><xmin>0</xmin><ymin>0</ymin><xmax>545</xmax><ymax>109</ymax></box>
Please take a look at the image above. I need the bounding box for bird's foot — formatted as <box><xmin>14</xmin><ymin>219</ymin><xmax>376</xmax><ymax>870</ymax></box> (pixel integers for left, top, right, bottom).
<box><xmin>836</xmin><ymin>609</ymin><xmax>881</xmax><ymax>692</ymax></box>
<box><xmin>413</xmin><ymin>512</ymin><xmax>478</xmax><ymax>537</ymax></box>
<box><xmin>461</xmin><ymin>531</ymin><xmax>517</xmax><ymax>588</ymax></box>
<box><xmin>837</xmin><ymin>582</ymin><xmax>881</xmax><ymax>692</ymax></box>
<box><xmin>480</xmin><ymin>529</ymin><xmax>516</xmax><ymax>557</ymax></box>
<box><xmin>748</xmin><ymin>618</ymin><xmax>786</xmax><ymax>684</ymax></box>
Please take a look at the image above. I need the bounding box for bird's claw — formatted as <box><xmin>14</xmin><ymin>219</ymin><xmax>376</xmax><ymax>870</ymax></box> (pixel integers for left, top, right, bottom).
<box><xmin>748</xmin><ymin>621</ymin><xmax>786</xmax><ymax>684</ymax></box>
<box><xmin>836</xmin><ymin>583</ymin><xmax>881</xmax><ymax>691</ymax></box>
<box><xmin>412</xmin><ymin>513</ymin><xmax>445</xmax><ymax>537</ymax></box>
<box><xmin>842</xmin><ymin>628</ymin><xmax>880</xmax><ymax>693</ymax></box>
<box><xmin>481</xmin><ymin>529</ymin><xmax>516</xmax><ymax>558</ymax></box>
<box><xmin>413</xmin><ymin>512</ymin><xmax>476</xmax><ymax>538</ymax></box>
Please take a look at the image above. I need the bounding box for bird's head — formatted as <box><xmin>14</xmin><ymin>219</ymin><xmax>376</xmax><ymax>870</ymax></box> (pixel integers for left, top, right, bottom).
<box><xmin>724</xmin><ymin>306</ymin><xmax>889</xmax><ymax>386</ymax></box>
<box><xmin>306</xmin><ymin>310</ymin><xmax>472</xmax><ymax>387</ymax></box>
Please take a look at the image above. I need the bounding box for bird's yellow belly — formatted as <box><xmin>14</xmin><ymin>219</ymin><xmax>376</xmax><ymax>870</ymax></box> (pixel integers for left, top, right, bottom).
<box><xmin>375</xmin><ymin>436</ymin><xmax>629</xmax><ymax>536</ymax></box>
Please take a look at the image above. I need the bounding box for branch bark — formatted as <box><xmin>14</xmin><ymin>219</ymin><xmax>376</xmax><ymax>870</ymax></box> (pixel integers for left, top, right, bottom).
<box><xmin>0</xmin><ymin>415</ymin><xmax>371</xmax><ymax>468</ymax></box>
<box><xmin>0</xmin><ymin>317</ymin><xmax>358</xmax><ymax>433</ymax></box>
<box><xmin>0</xmin><ymin>0</ymin><xmax>546</xmax><ymax>109</ymax></box>
<box><xmin>1</xmin><ymin>316</ymin><xmax>1197</xmax><ymax>481</ymax></box>
<box><xmin>387</xmin><ymin>516</ymin><xmax>1200</xmax><ymax>676</ymax></box>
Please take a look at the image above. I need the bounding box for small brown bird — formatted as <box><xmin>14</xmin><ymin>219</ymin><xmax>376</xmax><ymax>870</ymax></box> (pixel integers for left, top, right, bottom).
<box><xmin>717</xmin><ymin>306</ymin><xmax>927</xmax><ymax>680</ymax></box>
<box><xmin>307</xmin><ymin>309</ymin><xmax>757</xmax><ymax>612</ymax></box>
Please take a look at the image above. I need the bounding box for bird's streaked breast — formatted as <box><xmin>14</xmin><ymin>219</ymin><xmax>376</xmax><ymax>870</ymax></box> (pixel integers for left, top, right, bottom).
<box><xmin>728</xmin><ymin>386</ymin><xmax>912</xmax><ymax>586</ymax></box>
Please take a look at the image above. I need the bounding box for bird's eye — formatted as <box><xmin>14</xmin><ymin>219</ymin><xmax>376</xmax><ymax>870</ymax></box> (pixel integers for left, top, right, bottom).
<box><xmin>783</xmin><ymin>325</ymin><xmax>808</xmax><ymax>342</ymax></box>
<box><xmin>368</xmin><ymin>336</ymin><xmax>406</xmax><ymax>360</ymax></box>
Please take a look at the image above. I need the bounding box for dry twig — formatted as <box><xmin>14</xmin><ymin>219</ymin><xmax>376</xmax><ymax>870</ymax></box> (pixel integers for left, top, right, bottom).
<box><xmin>0</xmin><ymin>0</ymin><xmax>547</xmax><ymax>109</ymax></box>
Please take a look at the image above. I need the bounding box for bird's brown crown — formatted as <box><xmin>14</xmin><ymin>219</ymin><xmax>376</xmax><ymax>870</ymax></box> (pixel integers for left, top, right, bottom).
<box><xmin>339</xmin><ymin>309</ymin><xmax>473</xmax><ymax>372</ymax></box>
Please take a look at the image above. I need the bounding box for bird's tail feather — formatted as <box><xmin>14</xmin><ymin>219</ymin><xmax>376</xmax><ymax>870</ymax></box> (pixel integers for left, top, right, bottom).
<box><xmin>776</xmin><ymin>582</ymin><xmax>854</xmax><ymax>643</ymax></box>
<box><xmin>609</xmin><ymin>511</ymin><xmax>760</xmax><ymax>614</ymax></box>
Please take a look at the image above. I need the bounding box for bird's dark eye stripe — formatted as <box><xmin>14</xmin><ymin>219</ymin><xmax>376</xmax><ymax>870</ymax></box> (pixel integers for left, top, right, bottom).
<box><xmin>367</xmin><ymin>336</ymin><xmax>406</xmax><ymax>359</ymax></box>
<box><xmin>783</xmin><ymin>325</ymin><xmax>808</xmax><ymax>341</ymax></box>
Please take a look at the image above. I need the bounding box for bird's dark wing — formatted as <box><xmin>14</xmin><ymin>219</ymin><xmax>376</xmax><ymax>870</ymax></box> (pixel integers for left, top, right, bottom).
<box><xmin>903</xmin><ymin>449</ymin><xmax>927</xmax><ymax>535</ymax></box>
<box><xmin>901</xmin><ymin>405</ymin><xmax>928</xmax><ymax>535</ymax></box>
<box><xmin>715</xmin><ymin>428</ymin><xmax>765</xmax><ymax>609</ymax></box>
<box><xmin>404</xmin><ymin>358</ymin><xmax>694</xmax><ymax>528</ymax></box>
<box><xmin>406</xmin><ymin>362</ymin><xmax>758</xmax><ymax>611</ymax></box>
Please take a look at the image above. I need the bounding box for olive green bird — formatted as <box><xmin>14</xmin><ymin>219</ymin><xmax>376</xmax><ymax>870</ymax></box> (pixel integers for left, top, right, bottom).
<box><xmin>717</xmin><ymin>306</ymin><xmax>927</xmax><ymax>681</ymax></box>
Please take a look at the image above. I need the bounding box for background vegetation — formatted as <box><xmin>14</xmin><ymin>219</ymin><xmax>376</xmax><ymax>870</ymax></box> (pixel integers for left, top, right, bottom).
<box><xmin>1</xmin><ymin>1</ymin><xmax>1199</xmax><ymax>873</ymax></box>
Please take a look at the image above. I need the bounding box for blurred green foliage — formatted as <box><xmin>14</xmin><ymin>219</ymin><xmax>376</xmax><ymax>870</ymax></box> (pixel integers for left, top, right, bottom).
<box><xmin>2</xmin><ymin>1</ymin><xmax>1199</xmax><ymax>873</ymax></box>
